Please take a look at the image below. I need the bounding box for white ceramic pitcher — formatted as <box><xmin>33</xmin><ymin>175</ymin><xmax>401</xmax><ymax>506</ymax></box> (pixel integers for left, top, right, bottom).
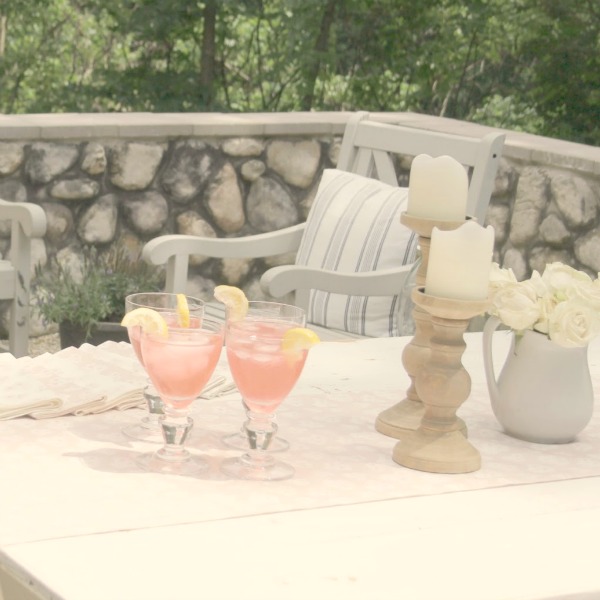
<box><xmin>482</xmin><ymin>316</ymin><xmax>594</xmax><ymax>444</ymax></box>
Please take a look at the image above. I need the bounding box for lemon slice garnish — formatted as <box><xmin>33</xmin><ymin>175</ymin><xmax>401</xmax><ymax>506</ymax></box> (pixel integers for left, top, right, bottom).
<box><xmin>281</xmin><ymin>327</ymin><xmax>320</xmax><ymax>355</ymax></box>
<box><xmin>121</xmin><ymin>307</ymin><xmax>168</xmax><ymax>337</ymax></box>
<box><xmin>176</xmin><ymin>293</ymin><xmax>190</xmax><ymax>328</ymax></box>
<box><xmin>214</xmin><ymin>285</ymin><xmax>249</xmax><ymax>321</ymax></box>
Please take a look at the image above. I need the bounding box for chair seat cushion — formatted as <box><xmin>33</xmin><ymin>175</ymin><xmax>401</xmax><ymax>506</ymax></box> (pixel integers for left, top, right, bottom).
<box><xmin>295</xmin><ymin>169</ymin><xmax>417</xmax><ymax>337</ymax></box>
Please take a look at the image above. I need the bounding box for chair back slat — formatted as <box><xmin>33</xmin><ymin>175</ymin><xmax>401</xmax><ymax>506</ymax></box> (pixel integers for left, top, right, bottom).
<box><xmin>0</xmin><ymin>199</ymin><xmax>47</xmax><ymax>357</ymax></box>
<box><xmin>371</xmin><ymin>150</ymin><xmax>398</xmax><ymax>186</ymax></box>
<box><xmin>337</xmin><ymin>111</ymin><xmax>505</xmax><ymax>223</ymax></box>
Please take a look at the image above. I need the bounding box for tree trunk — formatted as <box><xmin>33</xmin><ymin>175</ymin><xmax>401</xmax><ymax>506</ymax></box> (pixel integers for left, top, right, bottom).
<box><xmin>0</xmin><ymin>15</ymin><xmax>7</xmax><ymax>57</ymax></box>
<box><xmin>199</xmin><ymin>0</ymin><xmax>217</xmax><ymax>108</ymax></box>
<box><xmin>300</xmin><ymin>0</ymin><xmax>337</xmax><ymax>111</ymax></box>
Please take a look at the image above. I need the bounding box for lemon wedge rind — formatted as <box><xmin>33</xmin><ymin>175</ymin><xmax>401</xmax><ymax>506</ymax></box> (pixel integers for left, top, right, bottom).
<box><xmin>176</xmin><ymin>293</ymin><xmax>190</xmax><ymax>328</ymax></box>
<box><xmin>281</xmin><ymin>327</ymin><xmax>320</xmax><ymax>355</ymax></box>
<box><xmin>121</xmin><ymin>307</ymin><xmax>168</xmax><ymax>337</ymax></box>
<box><xmin>214</xmin><ymin>285</ymin><xmax>249</xmax><ymax>321</ymax></box>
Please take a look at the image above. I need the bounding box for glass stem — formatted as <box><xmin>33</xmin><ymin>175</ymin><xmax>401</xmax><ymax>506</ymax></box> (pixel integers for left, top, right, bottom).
<box><xmin>141</xmin><ymin>380</ymin><xmax>164</xmax><ymax>427</ymax></box>
<box><xmin>158</xmin><ymin>407</ymin><xmax>193</xmax><ymax>462</ymax></box>
<box><xmin>243</xmin><ymin>411</ymin><xmax>277</xmax><ymax>467</ymax></box>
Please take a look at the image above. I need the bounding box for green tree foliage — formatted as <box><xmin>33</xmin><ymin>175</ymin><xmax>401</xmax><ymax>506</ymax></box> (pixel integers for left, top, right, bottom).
<box><xmin>521</xmin><ymin>0</ymin><xmax>600</xmax><ymax>145</ymax></box>
<box><xmin>0</xmin><ymin>0</ymin><xmax>118</xmax><ymax>112</ymax></box>
<box><xmin>0</xmin><ymin>0</ymin><xmax>597</xmax><ymax>145</ymax></box>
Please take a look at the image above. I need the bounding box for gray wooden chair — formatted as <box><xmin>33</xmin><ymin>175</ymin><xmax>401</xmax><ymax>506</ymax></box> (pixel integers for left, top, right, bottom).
<box><xmin>0</xmin><ymin>199</ymin><xmax>47</xmax><ymax>356</ymax></box>
<box><xmin>142</xmin><ymin>111</ymin><xmax>505</xmax><ymax>339</ymax></box>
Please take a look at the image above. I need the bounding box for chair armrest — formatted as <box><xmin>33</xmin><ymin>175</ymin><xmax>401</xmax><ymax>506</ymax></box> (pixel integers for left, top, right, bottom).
<box><xmin>141</xmin><ymin>224</ymin><xmax>306</xmax><ymax>293</ymax></box>
<box><xmin>142</xmin><ymin>224</ymin><xmax>306</xmax><ymax>266</ymax></box>
<box><xmin>0</xmin><ymin>199</ymin><xmax>47</xmax><ymax>237</ymax></box>
<box><xmin>261</xmin><ymin>263</ymin><xmax>414</xmax><ymax>309</ymax></box>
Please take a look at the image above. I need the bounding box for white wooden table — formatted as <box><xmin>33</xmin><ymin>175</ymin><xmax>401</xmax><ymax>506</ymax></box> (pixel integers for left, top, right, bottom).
<box><xmin>1</xmin><ymin>333</ymin><xmax>599</xmax><ymax>600</ymax></box>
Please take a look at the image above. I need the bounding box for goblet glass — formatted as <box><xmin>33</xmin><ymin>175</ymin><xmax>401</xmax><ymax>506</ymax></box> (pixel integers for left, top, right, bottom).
<box><xmin>221</xmin><ymin>301</ymin><xmax>308</xmax><ymax>481</ymax></box>
<box><xmin>137</xmin><ymin>317</ymin><xmax>224</xmax><ymax>475</ymax></box>
<box><xmin>221</xmin><ymin>301</ymin><xmax>305</xmax><ymax>453</ymax></box>
<box><xmin>123</xmin><ymin>292</ymin><xmax>204</xmax><ymax>442</ymax></box>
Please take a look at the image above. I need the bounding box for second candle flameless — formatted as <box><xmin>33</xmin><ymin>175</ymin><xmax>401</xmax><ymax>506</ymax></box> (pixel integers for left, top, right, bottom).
<box><xmin>425</xmin><ymin>220</ymin><xmax>494</xmax><ymax>301</ymax></box>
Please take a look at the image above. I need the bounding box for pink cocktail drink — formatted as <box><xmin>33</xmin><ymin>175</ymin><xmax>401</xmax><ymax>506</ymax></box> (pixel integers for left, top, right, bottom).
<box><xmin>137</xmin><ymin>318</ymin><xmax>224</xmax><ymax>475</ymax></box>
<box><xmin>122</xmin><ymin>292</ymin><xmax>205</xmax><ymax>444</ymax></box>
<box><xmin>128</xmin><ymin>326</ymin><xmax>144</xmax><ymax>364</ymax></box>
<box><xmin>142</xmin><ymin>319</ymin><xmax>222</xmax><ymax>410</ymax></box>
<box><xmin>221</xmin><ymin>300</ymin><xmax>310</xmax><ymax>481</ymax></box>
<box><xmin>128</xmin><ymin>314</ymin><xmax>202</xmax><ymax>367</ymax></box>
<box><xmin>226</xmin><ymin>320</ymin><xmax>307</xmax><ymax>414</ymax></box>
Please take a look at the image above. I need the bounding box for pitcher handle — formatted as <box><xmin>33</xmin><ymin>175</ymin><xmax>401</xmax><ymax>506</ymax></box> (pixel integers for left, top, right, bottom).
<box><xmin>482</xmin><ymin>316</ymin><xmax>502</xmax><ymax>398</ymax></box>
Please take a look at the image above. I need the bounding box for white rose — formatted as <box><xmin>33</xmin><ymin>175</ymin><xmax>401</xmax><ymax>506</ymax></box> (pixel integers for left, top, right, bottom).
<box><xmin>569</xmin><ymin>279</ymin><xmax>600</xmax><ymax>310</ymax></box>
<box><xmin>547</xmin><ymin>299</ymin><xmax>600</xmax><ymax>348</ymax></box>
<box><xmin>528</xmin><ymin>270</ymin><xmax>548</xmax><ymax>296</ymax></box>
<box><xmin>489</xmin><ymin>263</ymin><xmax>517</xmax><ymax>303</ymax></box>
<box><xmin>542</xmin><ymin>262</ymin><xmax>592</xmax><ymax>297</ymax></box>
<box><xmin>534</xmin><ymin>292</ymin><xmax>559</xmax><ymax>335</ymax></box>
<box><xmin>489</xmin><ymin>262</ymin><xmax>517</xmax><ymax>285</ymax></box>
<box><xmin>491</xmin><ymin>280</ymin><xmax>540</xmax><ymax>331</ymax></box>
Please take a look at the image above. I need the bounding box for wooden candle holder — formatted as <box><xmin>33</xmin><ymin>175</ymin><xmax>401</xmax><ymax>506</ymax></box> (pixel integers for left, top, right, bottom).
<box><xmin>375</xmin><ymin>213</ymin><xmax>468</xmax><ymax>439</ymax></box>
<box><xmin>392</xmin><ymin>288</ymin><xmax>489</xmax><ymax>474</ymax></box>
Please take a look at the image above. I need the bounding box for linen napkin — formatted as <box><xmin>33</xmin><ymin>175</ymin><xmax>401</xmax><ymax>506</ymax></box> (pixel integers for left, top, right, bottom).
<box><xmin>0</xmin><ymin>342</ymin><xmax>146</xmax><ymax>420</ymax></box>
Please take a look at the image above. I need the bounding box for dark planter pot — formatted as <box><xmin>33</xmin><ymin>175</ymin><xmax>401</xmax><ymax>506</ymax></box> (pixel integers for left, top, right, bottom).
<box><xmin>59</xmin><ymin>320</ymin><xmax>129</xmax><ymax>349</ymax></box>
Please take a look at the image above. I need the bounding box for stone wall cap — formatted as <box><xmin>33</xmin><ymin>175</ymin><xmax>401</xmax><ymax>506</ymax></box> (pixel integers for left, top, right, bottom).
<box><xmin>1</xmin><ymin>111</ymin><xmax>599</xmax><ymax>173</ymax></box>
<box><xmin>0</xmin><ymin>111</ymin><xmax>355</xmax><ymax>139</ymax></box>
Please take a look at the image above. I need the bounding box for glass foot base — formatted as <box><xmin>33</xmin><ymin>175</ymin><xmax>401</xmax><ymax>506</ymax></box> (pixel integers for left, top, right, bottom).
<box><xmin>221</xmin><ymin>455</ymin><xmax>294</xmax><ymax>481</ymax></box>
<box><xmin>122</xmin><ymin>420</ymin><xmax>163</xmax><ymax>444</ymax></box>
<box><xmin>222</xmin><ymin>431</ymin><xmax>290</xmax><ymax>453</ymax></box>
<box><xmin>136</xmin><ymin>450</ymin><xmax>208</xmax><ymax>476</ymax></box>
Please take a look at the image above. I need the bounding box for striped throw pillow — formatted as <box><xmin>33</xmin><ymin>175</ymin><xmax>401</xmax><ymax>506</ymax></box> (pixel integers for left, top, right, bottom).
<box><xmin>296</xmin><ymin>169</ymin><xmax>418</xmax><ymax>337</ymax></box>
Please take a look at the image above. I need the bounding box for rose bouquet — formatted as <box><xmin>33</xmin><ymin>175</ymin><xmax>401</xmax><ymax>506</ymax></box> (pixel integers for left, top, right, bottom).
<box><xmin>489</xmin><ymin>262</ymin><xmax>600</xmax><ymax>348</ymax></box>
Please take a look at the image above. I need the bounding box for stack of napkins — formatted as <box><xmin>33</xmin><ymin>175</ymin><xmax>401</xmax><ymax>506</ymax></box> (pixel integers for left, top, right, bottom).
<box><xmin>0</xmin><ymin>341</ymin><xmax>147</xmax><ymax>419</ymax></box>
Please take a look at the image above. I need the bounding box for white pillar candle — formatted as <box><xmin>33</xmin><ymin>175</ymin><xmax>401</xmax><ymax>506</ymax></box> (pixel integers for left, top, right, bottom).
<box><xmin>406</xmin><ymin>154</ymin><xmax>468</xmax><ymax>221</ymax></box>
<box><xmin>425</xmin><ymin>221</ymin><xmax>495</xmax><ymax>300</ymax></box>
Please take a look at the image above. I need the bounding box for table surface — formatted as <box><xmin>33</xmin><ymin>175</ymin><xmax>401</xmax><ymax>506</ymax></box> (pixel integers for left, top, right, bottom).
<box><xmin>1</xmin><ymin>332</ymin><xmax>599</xmax><ymax>600</ymax></box>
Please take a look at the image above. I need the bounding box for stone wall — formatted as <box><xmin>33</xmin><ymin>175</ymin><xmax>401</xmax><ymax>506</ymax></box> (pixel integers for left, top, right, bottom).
<box><xmin>0</xmin><ymin>111</ymin><xmax>599</xmax><ymax>336</ymax></box>
<box><xmin>488</xmin><ymin>158</ymin><xmax>600</xmax><ymax>282</ymax></box>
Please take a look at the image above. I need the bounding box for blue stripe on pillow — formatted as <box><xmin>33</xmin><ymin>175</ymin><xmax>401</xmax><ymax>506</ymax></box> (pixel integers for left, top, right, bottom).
<box><xmin>296</xmin><ymin>169</ymin><xmax>415</xmax><ymax>337</ymax></box>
